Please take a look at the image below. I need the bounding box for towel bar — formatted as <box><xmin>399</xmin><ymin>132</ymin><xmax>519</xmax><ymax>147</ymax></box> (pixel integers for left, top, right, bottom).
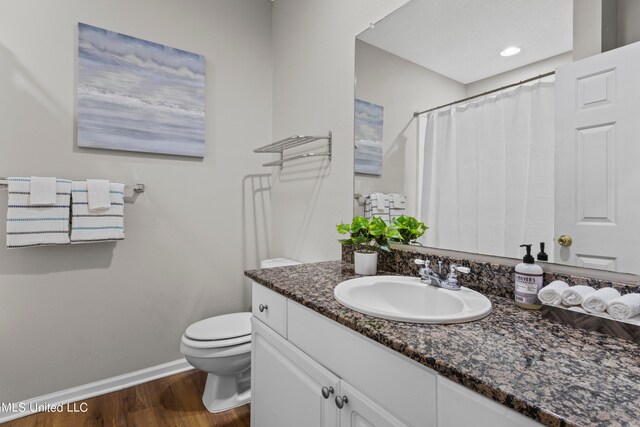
<box><xmin>0</xmin><ymin>178</ymin><xmax>145</xmax><ymax>193</ymax></box>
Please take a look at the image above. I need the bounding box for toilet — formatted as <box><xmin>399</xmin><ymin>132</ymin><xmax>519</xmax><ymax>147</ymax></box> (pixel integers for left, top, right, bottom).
<box><xmin>180</xmin><ymin>258</ymin><xmax>300</xmax><ymax>413</ymax></box>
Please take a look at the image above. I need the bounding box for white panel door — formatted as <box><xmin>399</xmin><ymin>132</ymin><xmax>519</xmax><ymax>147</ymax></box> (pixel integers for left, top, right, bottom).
<box><xmin>555</xmin><ymin>41</ymin><xmax>640</xmax><ymax>273</ymax></box>
<box><xmin>251</xmin><ymin>318</ymin><xmax>340</xmax><ymax>427</ymax></box>
<box><xmin>336</xmin><ymin>380</ymin><xmax>410</xmax><ymax>427</ymax></box>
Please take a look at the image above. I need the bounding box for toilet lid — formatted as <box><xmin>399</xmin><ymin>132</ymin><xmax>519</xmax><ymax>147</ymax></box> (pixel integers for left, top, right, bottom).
<box><xmin>185</xmin><ymin>312</ymin><xmax>252</xmax><ymax>341</ymax></box>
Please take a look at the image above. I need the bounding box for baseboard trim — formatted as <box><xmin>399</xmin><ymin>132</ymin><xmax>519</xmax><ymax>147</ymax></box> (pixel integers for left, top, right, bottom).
<box><xmin>0</xmin><ymin>358</ymin><xmax>193</xmax><ymax>423</ymax></box>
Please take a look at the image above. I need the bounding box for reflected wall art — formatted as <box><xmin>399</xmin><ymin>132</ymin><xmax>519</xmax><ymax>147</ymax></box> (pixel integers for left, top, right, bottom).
<box><xmin>354</xmin><ymin>99</ymin><xmax>383</xmax><ymax>175</ymax></box>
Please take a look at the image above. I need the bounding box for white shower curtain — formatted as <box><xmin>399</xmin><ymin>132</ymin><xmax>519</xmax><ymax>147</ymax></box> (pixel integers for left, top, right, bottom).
<box><xmin>419</xmin><ymin>79</ymin><xmax>555</xmax><ymax>260</ymax></box>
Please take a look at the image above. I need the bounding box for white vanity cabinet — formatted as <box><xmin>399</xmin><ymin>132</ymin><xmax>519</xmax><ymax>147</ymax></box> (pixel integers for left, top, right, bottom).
<box><xmin>437</xmin><ymin>377</ymin><xmax>541</xmax><ymax>427</ymax></box>
<box><xmin>251</xmin><ymin>318</ymin><xmax>408</xmax><ymax>427</ymax></box>
<box><xmin>336</xmin><ymin>381</ymin><xmax>411</xmax><ymax>427</ymax></box>
<box><xmin>251</xmin><ymin>283</ymin><xmax>542</xmax><ymax>427</ymax></box>
<box><xmin>251</xmin><ymin>319</ymin><xmax>339</xmax><ymax>427</ymax></box>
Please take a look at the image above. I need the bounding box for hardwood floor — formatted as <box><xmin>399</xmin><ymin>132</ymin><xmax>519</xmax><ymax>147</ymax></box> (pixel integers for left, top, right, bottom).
<box><xmin>3</xmin><ymin>370</ymin><xmax>250</xmax><ymax>427</ymax></box>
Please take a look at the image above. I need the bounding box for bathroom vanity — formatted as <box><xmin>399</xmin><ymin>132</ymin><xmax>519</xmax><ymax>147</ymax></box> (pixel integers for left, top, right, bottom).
<box><xmin>246</xmin><ymin>261</ymin><xmax>640</xmax><ymax>427</ymax></box>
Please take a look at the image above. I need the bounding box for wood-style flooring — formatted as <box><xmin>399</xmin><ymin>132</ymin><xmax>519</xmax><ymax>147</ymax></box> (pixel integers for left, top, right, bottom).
<box><xmin>3</xmin><ymin>370</ymin><xmax>250</xmax><ymax>427</ymax></box>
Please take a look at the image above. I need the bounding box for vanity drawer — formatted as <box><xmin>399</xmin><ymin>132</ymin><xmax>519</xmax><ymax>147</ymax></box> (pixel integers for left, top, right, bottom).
<box><xmin>252</xmin><ymin>282</ymin><xmax>287</xmax><ymax>337</ymax></box>
<box><xmin>287</xmin><ymin>300</ymin><xmax>437</xmax><ymax>427</ymax></box>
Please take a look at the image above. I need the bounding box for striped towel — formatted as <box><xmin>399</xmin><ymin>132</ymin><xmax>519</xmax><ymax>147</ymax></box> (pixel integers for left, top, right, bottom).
<box><xmin>364</xmin><ymin>193</ymin><xmax>390</xmax><ymax>222</ymax></box>
<box><xmin>364</xmin><ymin>193</ymin><xmax>406</xmax><ymax>223</ymax></box>
<box><xmin>70</xmin><ymin>181</ymin><xmax>125</xmax><ymax>243</ymax></box>
<box><xmin>6</xmin><ymin>177</ymin><xmax>72</xmax><ymax>248</ymax></box>
<box><xmin>388</xmin><ymin>193</ymin><xmax>406</xmax><ymax>222</ymax></box>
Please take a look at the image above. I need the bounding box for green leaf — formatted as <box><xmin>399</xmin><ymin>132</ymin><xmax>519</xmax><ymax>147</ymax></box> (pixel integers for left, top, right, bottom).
<box><xmin>352</xmin><ymin>235</ymin><xmax>368</xmax><ymax>245</ymax></box>
<box><xmin>336</xmin><ymin>223</ymin><xmax>351</xmax><ymax>235</ymax></box>
<box><xmin>389</xmin><ymin>215</ymin><xmax>428</xmax><ymax>244</ymax></box>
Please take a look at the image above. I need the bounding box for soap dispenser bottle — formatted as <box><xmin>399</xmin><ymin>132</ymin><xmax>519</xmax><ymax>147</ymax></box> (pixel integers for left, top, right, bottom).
<box><xmin>515</xmin><ymin>244</ymin><xmax>544</xmax><ymax>310</ymax></box>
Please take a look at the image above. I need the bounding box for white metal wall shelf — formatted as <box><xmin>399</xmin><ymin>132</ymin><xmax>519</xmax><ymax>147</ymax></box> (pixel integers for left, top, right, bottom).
<box><xmin>254</xmin><ymin>131</ymin><xmax>332</xmax><ymax>169</ymax></box>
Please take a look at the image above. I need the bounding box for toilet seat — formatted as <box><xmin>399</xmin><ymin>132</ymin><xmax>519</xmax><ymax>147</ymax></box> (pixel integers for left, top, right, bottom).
<box><xmin>181</xmin><ymin>311</ymin><xmax>252</xmax><ymax>353</ymax></box>
<box><xmin>185</xmin><ymin>312</ymin><xmax>251</xmax><ymax>341</ymax></box>
<box><xmin>181</xmin><ymin>333</ymin><xmax>251</xmax><ymax>349</ymax></box>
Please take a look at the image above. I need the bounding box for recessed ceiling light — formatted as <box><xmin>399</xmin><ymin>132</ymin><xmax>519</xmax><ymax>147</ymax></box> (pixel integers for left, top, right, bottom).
<box><xmin>500</xmin><ymin>46</ymin><xmax>521</xmax><ymax>57</ymax></box>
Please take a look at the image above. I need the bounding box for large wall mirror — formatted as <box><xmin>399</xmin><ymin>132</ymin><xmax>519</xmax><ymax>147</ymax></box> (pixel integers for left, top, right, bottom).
<box><xmin>354</xmin><ymin>0</ymin><xmax>640</xmax><ymax>275</ymax></box>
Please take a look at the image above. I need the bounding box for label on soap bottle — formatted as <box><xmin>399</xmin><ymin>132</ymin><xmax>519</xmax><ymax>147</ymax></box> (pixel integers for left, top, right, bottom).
<box><xmin>515</xmin><ymin>273</ymin><xmax>543</xmax><ymax>305</ymax></box>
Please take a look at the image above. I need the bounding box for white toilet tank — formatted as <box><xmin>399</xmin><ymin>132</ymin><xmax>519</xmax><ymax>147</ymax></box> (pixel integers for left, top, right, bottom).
<box><xmin>259</xmin><ymin>258</ymin><xmax>300</xmax><ymax>269</ymax></box>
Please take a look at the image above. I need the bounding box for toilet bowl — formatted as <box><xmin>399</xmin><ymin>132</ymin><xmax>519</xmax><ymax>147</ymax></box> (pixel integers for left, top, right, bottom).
<box><xmin>180</xmin><ymin>312</ymin><xmax>252</xmax><ymax>412</ymax></box>
<box><xmin>181</xmin><ymin>258</ymin><xmax>300</xmax><ymax>413</ymax></box>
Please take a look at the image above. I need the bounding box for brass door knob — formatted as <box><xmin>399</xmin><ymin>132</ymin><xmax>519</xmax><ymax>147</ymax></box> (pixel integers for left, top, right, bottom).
<box><xmin>558</xmin><ymin>235</ymin><xmax>573</xmax><ymax>247</ymax></box>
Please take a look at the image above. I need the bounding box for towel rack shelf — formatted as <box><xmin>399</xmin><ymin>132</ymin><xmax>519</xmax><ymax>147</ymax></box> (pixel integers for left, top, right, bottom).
<box><xmin>0</xmin><ymin>178</ymin><xmax>146</xmax><ymax>194</ymax></box>
<box><xmin>254</xmin><ymin>131</ymin><xmax>332</xmax><ymax>169</ymax></box>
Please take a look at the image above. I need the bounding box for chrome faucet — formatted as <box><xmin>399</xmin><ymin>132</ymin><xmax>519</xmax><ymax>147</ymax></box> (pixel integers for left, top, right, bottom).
<box><xmin>414</xmin><ymin>258</ymin><xmax>471</xmax><ymax>291</ymax></box>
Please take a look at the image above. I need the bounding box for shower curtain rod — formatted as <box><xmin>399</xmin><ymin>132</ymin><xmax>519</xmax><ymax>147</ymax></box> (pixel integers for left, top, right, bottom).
<box><xmin>412</xmin><ymin>71</ymin><xmax>555</xmax><ymax>117</ymax></box>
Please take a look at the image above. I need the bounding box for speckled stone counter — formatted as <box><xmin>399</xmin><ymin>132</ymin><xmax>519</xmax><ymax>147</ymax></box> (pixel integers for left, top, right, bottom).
<box><xmin>245</xmin><ymin>261</ymin><xmax>640</xmax><ymax>427</ymax></box>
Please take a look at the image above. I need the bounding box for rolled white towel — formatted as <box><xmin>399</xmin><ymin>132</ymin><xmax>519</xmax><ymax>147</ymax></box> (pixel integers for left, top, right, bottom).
<box><xmin>561</xmin><ymin>285</ymin><xmax>595</xmax><ymax>306</ymax></box>
<box><xmin>538</xmin><ymin>280</ymin><xmax>569</xmax><ymax>306</ymax></box>
<box><xmin>581</xmin><ymin>287</ymin><xmax>621</xmax><ymax>313</ymax></box>
<box><xmin>606</xmin><ymin>293</ymin><xmax>640</xmax><ymax>320</ymax></box>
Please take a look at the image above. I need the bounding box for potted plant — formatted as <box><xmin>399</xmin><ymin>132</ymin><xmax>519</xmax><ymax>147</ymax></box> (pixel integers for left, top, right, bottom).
<box><xmin>390</xmin><ymin>215</ymin><xmax>428</xmax><ymax>245</ymax></box>
<box><xmin>336</xmin><ymin>216</ymin><xmax>399</xmax><ymax>275</ymax></box>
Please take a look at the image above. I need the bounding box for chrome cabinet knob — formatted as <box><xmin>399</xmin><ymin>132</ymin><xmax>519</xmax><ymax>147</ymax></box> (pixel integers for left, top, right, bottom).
<box><xmin>321</xmin><ymin>386</ymin><xmax>334</xmax><ymax>399</ymax></box>
<box><xmin>258</xmin><ymin>304</ymin><xmax>268</xmax><ymax>312</ymax></box>
<box><xmin>335</xmin><ymin>395</ymin><xmax>348</xmax><ymax>409</ymax></box>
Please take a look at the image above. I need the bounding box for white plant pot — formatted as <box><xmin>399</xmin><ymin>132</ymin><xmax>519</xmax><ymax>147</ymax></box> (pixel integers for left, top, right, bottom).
<box><xmin>354</xmin><ymin>251</ymin><xmax>378</xmax><ymax>276</ymax></box>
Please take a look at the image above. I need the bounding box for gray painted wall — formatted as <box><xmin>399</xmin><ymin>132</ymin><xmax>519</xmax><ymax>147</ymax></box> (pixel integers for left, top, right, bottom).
<box><xmin>618</xmin><ymin>0</ymin><xmax>640</xmax><ymax>46</ymax></box>
<box><xmin>354</xmin><ymin>40</ymin><xmax>466</xmax><ymax>217</ymax></box>
<box><xmin>0</xmin><ymin>0</ymin><xmax>273</xmax><ymax>402</ymax></box>
<box><xmin>270</xmin><ymin>0</ymin><xmax>409</xmax><ymax>262</ymax></box>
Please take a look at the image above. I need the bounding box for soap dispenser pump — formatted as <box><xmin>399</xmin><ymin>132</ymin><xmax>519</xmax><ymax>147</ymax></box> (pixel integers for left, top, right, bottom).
<box><xmin>514</xmin><ymin>244</ymin><xmax>544</xmax><ymax>310</ymax></box>
<box><xmin>537</xmin><ymin>242</ymin><xmax>548</xmax><ymax>261</ymax></box>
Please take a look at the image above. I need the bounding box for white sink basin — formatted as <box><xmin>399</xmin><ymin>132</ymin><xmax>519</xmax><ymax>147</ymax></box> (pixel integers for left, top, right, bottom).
<box><xmin>334</xmin><ymin>276</ymin><xmax>492</xmax><ymax>324</ymax></box>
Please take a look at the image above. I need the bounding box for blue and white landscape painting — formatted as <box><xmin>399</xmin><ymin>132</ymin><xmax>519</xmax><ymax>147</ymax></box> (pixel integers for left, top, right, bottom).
<box><xmin>354</xmin><ymin>99</ymin><xmax>383</xmax><ymax>175</ymax></box>
<box><xmin>77</xmin><ymin>23</ymin><xmax>205</xmax><ymax>157</ymax></box>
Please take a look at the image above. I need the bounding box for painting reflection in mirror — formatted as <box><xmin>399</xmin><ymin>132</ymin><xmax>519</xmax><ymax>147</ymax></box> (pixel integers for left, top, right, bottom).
<box><xmin>355</xmin><ymin>99</ymin><xmax>384</xmax><ymax>175</ymax></box>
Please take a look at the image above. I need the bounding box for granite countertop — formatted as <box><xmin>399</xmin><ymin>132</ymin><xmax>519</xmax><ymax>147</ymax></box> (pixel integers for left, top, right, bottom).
<box><xmin>245</xmin><ymin>261</ymin><xmax>640</xmax><ymax>427</ymax></box>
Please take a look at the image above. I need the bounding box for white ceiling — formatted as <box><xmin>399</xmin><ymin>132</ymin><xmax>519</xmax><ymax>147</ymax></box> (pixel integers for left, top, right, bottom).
<box><xmin>357</xmin><ymin>0</ymin><xmax>573</xmax><ymax>84</ymax></box>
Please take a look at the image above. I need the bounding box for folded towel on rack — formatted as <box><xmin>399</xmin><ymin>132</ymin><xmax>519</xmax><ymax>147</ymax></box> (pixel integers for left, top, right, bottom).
<box><xmin>70</xmin><ymin>180</ymin><xmax>125</xmax><ymax>243</ymax></box>
<box><xmin>6</xmin><ymin>177</ymin><xmax>71</xmax><ymax>248</ymax></box>
<box><xmin>606</xmin><ymin>293</ymin><xmax>640</xmax><ymax>320</ymax></box>
<box><xmin>87</xmin><ymin>179</ymin><xmax>112</xmax><ymax>211</ymax></box>
<box><xmin>581</xmin><ymin>287</ymin><xmax>621</xmax><ymax>313</ymax></box>
<box><xmin>29</xmin><ymin>176</ymin><xmax>57</xmax><ymax>205</ymax></box>
<box><xmin>388</xmin><ymin>193</ymin><xmax>406</xmax><ymax>221</ymax></box>
<box><xmin>371</xmin><ymin>193</ymin><xmax>387</xmax><ymax>213</ymax></box>
<box><xmin>389</xmin><ymin>193</ymin><xmax>406</xmax><ymax>208</ymax></box>
<box><xmin>561</xmin><ymin>285</ymin><xmax>595</xmax><ymax>306</ymax></box>
<box><xmin>537</xmin><ymin>280</ymin><xmax>569</xmax><ymax>306</ymax></box>
<box><xmin>365</xmin><ymin>193</ymin><xmax>390</xmax><ymax>220</ymax></box>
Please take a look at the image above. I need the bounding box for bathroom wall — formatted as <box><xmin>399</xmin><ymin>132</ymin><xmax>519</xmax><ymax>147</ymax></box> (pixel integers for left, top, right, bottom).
<box><xmin>465</xmin><ymin>51</ymin><xmax>573</xmax><ymax>97</ymax></box>
<box><xmin>354</xmin><ymin>40</ymin><xmax>466</xmax><ymax>218</ymax></box>
<box><xmin>0</xmin><ymin>0</ymin><xmax>272</xmax><ymax>403</ymax></box>
<box><xmin>617</xmin><ymin>0</ymin><xmax>640</xmax><ymax>46</ymax></box>
<box><xmin>270</xmin><ymin>0</ymin><xmax>410</xmax><ymax>262</ymax></box>
<box><xmin>573</xmin><ymin>0</ymin><xmax>605</xmax><ymax>60</ymax></box>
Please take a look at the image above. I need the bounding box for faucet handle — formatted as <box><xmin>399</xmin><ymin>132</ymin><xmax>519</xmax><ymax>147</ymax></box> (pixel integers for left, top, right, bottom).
<box><xmin>448</xmin><ymin>265</ymin><xmax>470</xmax><ymax>280</ymax></box>
<box><xmin>452</xmin><ymin>265</ymin><xmax>470</xmax><ymax>274</ymax></box>
<box><xmin>414</xmin><ymin>259</ymin><xmax>430</xmax><ymax>270</ymax></box>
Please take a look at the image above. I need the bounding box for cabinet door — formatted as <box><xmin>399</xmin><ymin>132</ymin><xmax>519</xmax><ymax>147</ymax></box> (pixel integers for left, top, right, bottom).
<box><xmin>336</xmin><ymin>380</ymin><xmax>410</xmax><ymax>427</ymax></box>
<box><xmin>251</xmin><ymin>318</ymin><xmax>340</xmax><ymax>427</ymax></box>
